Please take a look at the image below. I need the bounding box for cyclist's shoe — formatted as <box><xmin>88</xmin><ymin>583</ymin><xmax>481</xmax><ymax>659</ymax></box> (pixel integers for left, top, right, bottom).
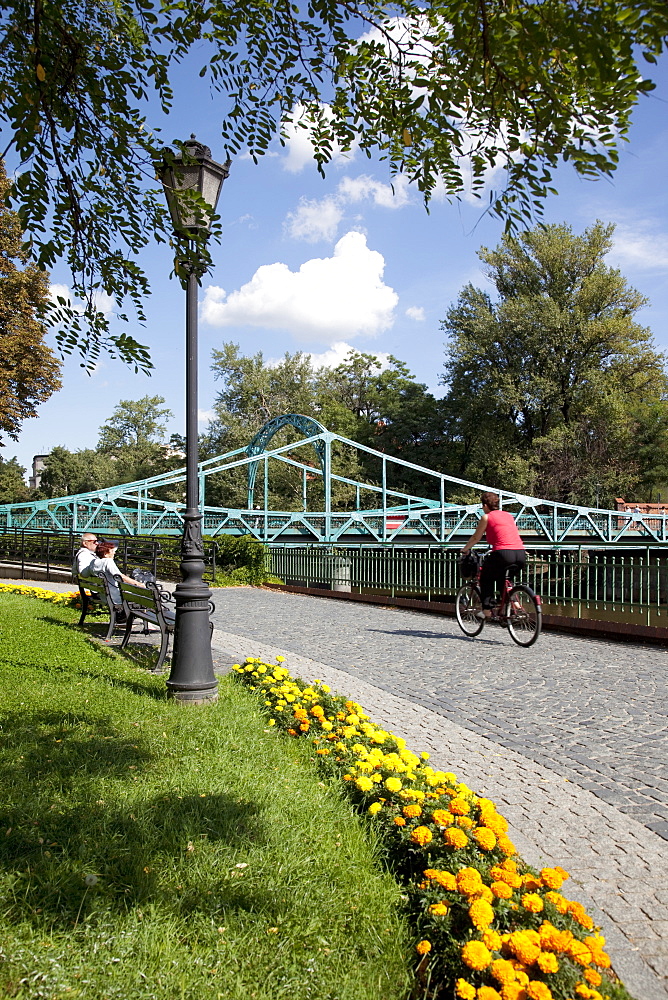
<box><xmin>474</xmin><ymin>610</ymin><xmax>486</xmax><ymax>622</ymax></box>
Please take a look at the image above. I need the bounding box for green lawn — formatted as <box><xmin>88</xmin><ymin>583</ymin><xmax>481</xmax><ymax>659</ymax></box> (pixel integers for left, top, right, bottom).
<box><xmin>0</xmin><ymin>594</ymin><xmax>411</xmax><ymax>1000</ymax></box>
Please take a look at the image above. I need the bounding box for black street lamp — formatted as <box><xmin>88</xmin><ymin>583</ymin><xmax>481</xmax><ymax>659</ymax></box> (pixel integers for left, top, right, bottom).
<box><xmin>159</xmin><ymin>136</ymin><xmax>230</xmax><ymax>704</ymax></box>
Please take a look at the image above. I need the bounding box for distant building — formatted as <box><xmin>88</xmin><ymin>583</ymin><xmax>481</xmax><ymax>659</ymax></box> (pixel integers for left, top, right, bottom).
<box><xmin>29</xmin><ymin>454</ymin><xmax>49</xmax><ymax>490</ymax></box>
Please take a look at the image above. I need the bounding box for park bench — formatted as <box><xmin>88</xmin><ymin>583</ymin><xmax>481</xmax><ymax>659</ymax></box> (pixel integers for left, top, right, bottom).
<box><xmin>117</xmin><ymin>579</ymin><xmax>178</xmax><ymax>673</ymax></box>
<box><xmin>77</xmin><ymin>573</ymin><xmax>121</xmax><ymax>641</ymax></box>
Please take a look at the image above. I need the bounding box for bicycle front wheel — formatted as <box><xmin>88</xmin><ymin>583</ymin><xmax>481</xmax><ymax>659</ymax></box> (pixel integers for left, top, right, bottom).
<box><xmin>455</xmin><ymin>584</ymin><xmax>484</xmax><ymax>637</ymax></box>
<box><xmin>506</xmin><ymin>585</ymin><xmax>541</xmax><ymax>647</ymax></box>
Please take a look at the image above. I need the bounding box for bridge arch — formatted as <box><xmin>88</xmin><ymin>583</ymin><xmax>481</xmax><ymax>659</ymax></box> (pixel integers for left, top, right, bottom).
<box><xmin>245</xmin><ymin>414</ymin><xmax>328</xmax><ymax>509</ymax></box>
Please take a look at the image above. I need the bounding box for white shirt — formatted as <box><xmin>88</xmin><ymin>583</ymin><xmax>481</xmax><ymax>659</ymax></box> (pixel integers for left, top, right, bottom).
<box><xmin>73</xmin><ymin>547</ymin><xmax>96</xmax><ymax>579</ymax></box>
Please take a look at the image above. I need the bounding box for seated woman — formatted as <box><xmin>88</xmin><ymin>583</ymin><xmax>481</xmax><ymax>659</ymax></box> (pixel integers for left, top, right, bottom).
<box><xmin>92</xmin><ymin>540</ymin><xmax>145</xmax><ymax>615</ymax></box>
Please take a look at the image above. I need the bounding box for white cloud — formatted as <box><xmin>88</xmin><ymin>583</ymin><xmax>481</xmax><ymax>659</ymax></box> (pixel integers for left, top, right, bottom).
<box><xmin>610</xmin><ymin>224</ymin><xmax>668</xmax><ymax>272</ymax></box>
<box><xmin>198</xmin><ymin>409</ymin><xmax>215</xmax><ymax>426</ymax></box>
<box><xmin>285</xmin><ymin>196</ymin><xmax>344</xmax><ymax>243</ymax></box>
<box><xmin>306</xmin><ymin>341</ymin><xmax>393</xmax><ymax>369</ymax></box>
<box><xmin>337</xmin><ymin>173</ymin><xmax>412</xmax><ymax>209</ymax></box>
<box><xmin>281</xmin><ymin>103</ymin><xmax>354</xmax><ymax>173</ymax></box>
<box><xmin>405</xmin><ymin>306</ymin><xmax>425</xmax><ymax>321</ymax></box>
<box><xmin>201</xmin><ymin>231</ymin><xmax>398</xmax><ymax>343</ymax></box>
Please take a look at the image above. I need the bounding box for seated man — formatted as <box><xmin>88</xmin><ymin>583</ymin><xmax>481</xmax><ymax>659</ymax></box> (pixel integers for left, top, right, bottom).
<box><xmin>72</xmin><ymin>532</ymin><xmax>98</xmax><ymax>580</ymax></box>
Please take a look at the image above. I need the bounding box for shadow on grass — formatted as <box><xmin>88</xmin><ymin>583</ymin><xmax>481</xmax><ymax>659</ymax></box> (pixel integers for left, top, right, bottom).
<box><xmin>0</xmin><ymin>709</ymin><xmax>266</xmax><ymax>927</ymax></box>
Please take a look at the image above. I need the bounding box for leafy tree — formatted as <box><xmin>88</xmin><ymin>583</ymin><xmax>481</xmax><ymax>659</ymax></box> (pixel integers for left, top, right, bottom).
<box><xmin>440</xmin><ymin>221</ymin><xmax>668</xmax><ymax>502</ymax></box>
<box><xmin>97</xmin><ymin>395</ymin><xmax>176</xmax><ymax>485</ymax></box>
<box><xmin>0</xmin><ymin>160</ymin><xmax>61</xmax><ymax>445</ymax></box>
<box><xmin>39</xmin><ymin>447</ymin><xmax>116</xmax><ymax>498</ymax></box>
<box><xmin>0</xmin><ymin>456</ymin><xmax>29</xmax><ymax>504</ymax></box>
<box><xmin>1</xmin><ymin>2</ymin><xmax>667</xmax><ymax>366</ymax></box>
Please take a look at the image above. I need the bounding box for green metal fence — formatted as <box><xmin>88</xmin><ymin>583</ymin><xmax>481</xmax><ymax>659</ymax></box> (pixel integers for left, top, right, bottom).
<box><xmin>267</xmin><ymin>544</ymin><xmax>668</xmax><ymax>627</ymax></box>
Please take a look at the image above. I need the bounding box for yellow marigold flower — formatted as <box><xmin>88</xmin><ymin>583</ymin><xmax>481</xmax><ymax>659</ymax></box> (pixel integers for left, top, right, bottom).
<box><xmin>538</xmin><ymin>921</ymin><xmax>572</xmax><ymax>952</ymax></box>
<box><xmin>368</xmin><ymin>801</ymin><xmax>382</xmax><ymax>815</ymax></box>
<box><xmin>539</xmin><ymin>867</ymin><xmax>564</xmax><ymax>890</ymax></box>
<box><xmin>385</xmin><ymin>776</ymin><xmax>402</xmax><ymax>793</ymax></box>
<box><xmin>508</xmin><ymin>931</ymin><xmax>541</xmax><ymax>966</ymax></box>
<box><xmin>345</xmin><ymin>713</ymin><xmax>360</xmax><ymax>725</ymax></box>
<box><xmin>469</xmin><ymin>898</ymin><xmax>495</xmax><ymax>930</ymax></box>
<box><xmin>501</xmin><ymin>859</ymin><xmax>517</xmax><ymax>872</ymax></box>
<box><xmin>461</xmin><ymin>940</ymin><xmax>492</xmax><ymax>971</ymax></box>
<box><xmin>455</xmin><ymin>979</ymin><xmax>476</xmax><ymax>1000</ymax></box>
<box><xmin>491</xmin><ymin>880</ymin><xmax>513</xmax><ymax>900</ymax></box>
<box><xmin>474</xmin><ymin>827</ymin><xmax>497</xmax><ymax>851</ymax></box>
<box><xmin>567</xmin><ymin>901</ymin><xmax>594</xmax><ymax>930</ymax></box>
<box><xmin>456</xmin><ymin>867</ymin><xmax>483</xmax><ymax>895</ymax></box>
<box><xmin>403</xmin><ymin>804</ymin><xmax>422</xmax><ymax>818</ymax></box>
<box><xmin>449</xmin><ymin>796</ymin><xmax>471</xmax><ymax>815</ymax></box>
<box><xmin>490</xmin><ymin>959</ymin><xmax>517</xmax><ymax>984</ymax></box>
<box><xmin>276</xmin><ymin>655</ymin><xmax>285</xmax><ymax>662</ymax></box>
<box><xmin>355</xmin><ymin>776</ymin><xmax>373</xmax><ymax>792</ymax></box>
<box><xmin>410</xmin><ymin>825</ymin><xmax>433</xmax><ymax>846</ymax></box>
<box><xmin>421</xmin><ymin>751</ymin><xmax>430</xmax><ymax>760</ymax></box>
<box><xmin>567</xmin><ymin>940</ymin><xmax>592</xmax><ymax>966</ymax></box>
<box><xmin>309</xmin><ymin>704</ymin><xmax>325</xmax><ymax>718</ymax></box>
<box><xmin>490</xmin><ymin>866</ymin><xmax>522</xmax><ymax>889</ymax></box>
<box><xmin>429</xmin><ymin>869</ymin><xmax>457</xmax><ymax>891</ymax></box>
<box><xmin>321</xmin><ymin>721</ymin><xmax>333</xmax><ymax>731</ymax></box>
<box><xmin>526</xmin><ymin>982</ymin><xmax>553</xmax><ymax>1000</ymax></box>
<box><xmin>521</xmin><ymin>893</ymin><xmax>544</xmax><ymax>914</ymax></box>
<box><xmin>394</xmin><ymin>816</ymin><xmax>406</xmax><ymax>826</ymax></box>
<box><xmin>500</xmin><ymin>985</ymin><xmax>526</xmax><ymax>1000</ymax></box>
<box><xmin>458</xmin><ymin>816</ymin><xmax>474</xmax><ymax>829</ymax></box>
<box><xmin>544</xmin><ymin>890</ymin><xmax>568</xmax><ymax>913</ymax></box>
<box><xmin>477</xmin><ymin>987</ymin><xmax>502</xmax><ymax>1000</ymax></box>
<box><xmin>428</xmin><ymin>902</ymin><xmax>449</xmax><ymax>916</ymax></box>
<box><xmin>416</xmin><ymin>940</ymin><xmax>431</xmax><ymax>955</ymax></box>
<box><xmin>444</xmin><ymin>827</ymin><xmax>468</xmax><ymax>848</ymax></box>
<box><xmin>536</xmin><ymin>952</ymin><xmax>559</xmax><ymax>974</ymax></box>
<box><xmin>474</xmin><ymin>885</ymin><xmax>495</xmax><ymax>903</ymax></box>
<box><xmin>432</xmin><ymin>809</ymin><xmax>450</xmax><ymax>826</ymax></box>
<box><xmin>497</xmin><ymin>834</ymin><xmax>516</xmax><ymax>856</ymax></box>
<box><xmin>482</xmin><ymin>929</ymin><xmax>502</xmax><ymax>952</ymax></box>
<box><xmin>521</xmin><ymin>873</ymin><xmax>542</xmax><ymax>891</ymax></box>
<box><xmin>584</xmin><ymin>969</ymin><xmax>602</xmax><ymax>986</ymax></box>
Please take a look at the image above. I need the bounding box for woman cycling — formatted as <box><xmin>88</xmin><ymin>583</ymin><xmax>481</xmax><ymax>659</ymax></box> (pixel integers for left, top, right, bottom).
<box><xmin>461</xmin><ymin>492</ymin><xmax>526</xmax><ymax>620</ymax></box>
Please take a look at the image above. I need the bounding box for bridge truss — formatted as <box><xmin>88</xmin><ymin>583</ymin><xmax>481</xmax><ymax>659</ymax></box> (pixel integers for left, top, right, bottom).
<box><xmin>1</xmin><ymin>415</ymin><xmax>666</xmax><ymax>547</ymax></box>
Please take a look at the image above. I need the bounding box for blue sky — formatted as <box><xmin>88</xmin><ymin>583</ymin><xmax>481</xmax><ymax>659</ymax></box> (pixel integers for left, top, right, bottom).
<box><xmin>4</xmin><ymin>54</ymin><xmax>668</xmax><ymax>480</ymax></box>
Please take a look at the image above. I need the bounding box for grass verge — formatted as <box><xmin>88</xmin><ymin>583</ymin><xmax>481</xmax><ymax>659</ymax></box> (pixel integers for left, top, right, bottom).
<box><xmin>0</xmin><ymin>594</ymin><xmax>411</xmax><ymax>1000</ymax></box>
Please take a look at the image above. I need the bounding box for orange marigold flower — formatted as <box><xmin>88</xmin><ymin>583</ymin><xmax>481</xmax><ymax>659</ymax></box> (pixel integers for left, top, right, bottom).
<box><xmin>469</xmin><ymin>898</ymin><xmax>495</xmax><ymax>930</ymax></box>
<box><xmin>491</xmin><ymin>866</ymin><xmax>522</xmax><ymax>889</ymax></box>
<box><xmin>455</xmin><ymin>980</ymin><xmax>477</xmax><ymax>1000</ymax></box>
<box><xmin>584</xmin><ymin>969</ymin><xmax>602</xmax><ymax>986</ymax></box>
<box><xmin>497</xmin><ymin>834</ymin><xmax>516</xmax><ymax>856</ymax></box>
<box><xmin>459</xmin><ymin>815</ymin><xmax>474</xmax><ymax>829</ymax></box>
<box><xmin>536</xmin><ymin>952</ymin><xmax>559</xmax><ymax>974</ymax></box>
<box><xmin>429</xmin><ymin>902</ymin><xmax>449</xmax><ymax>916</ymax></box>
<box><xmin>539</xmin><ymin>867</ymin><xmax>564</xmax><ymax>890</ymax></box>
<box><xmin>433</xmin><ymin>870</ymin><xmax>458</xmax><ymax>891</ymax></box>
<box><xmin>483</xmin><ymin>929</ymin><xmax>502</xmax><ymax>952</ymax></box>
<box><xmin>432</xmin><ymin>809</ymin><xmax>450</xmax><ymax>826</ymax></box>
<box><xmin>490</xmin><ymin>958</ymin><xmax>517</xmax><ymax>984</ymax></box>
<box><xmin>521</xmin><ymin>893</ymin><xmax>544</xmax><ymax>914</ymax></box>
<box><xmin>567</xmin><ymin>940</ymin><xmax>592</xmax><ymax>966</ymax></box>
<box><xmin>567</xmin><ymin>901</ymin><xmax>594</xmax><ymax>929</ymax></box>
<box><xmin>410</xmin><ymin>825</ymin><xmax>433</xmax><ymax>846</ymax></box>
<box><xmin>491</xmin><ymin>881</ymin><xmax>513</xmax><ymax>900</ymax></box>
<box><xmin>508</xmin><ymin>932</ymin><xmax>541</xmax><ymax>966</ymax></box>
<box><xmin>521</xmin><ymin>873</ymin><xmax>542</xmax><ymax>891</ymax></box>
<box><xmin>474</xmin><ymin>827</ymin><xmax>497</xmax><ymax>851</ymax></box>
<box><xmin>403</xmin><ymin>803</ymin><xmax>423</xmax><ymax>818</ymax></box>
<box><xmin>394</xmin><ymin>816</ymin><xmax>406</xmax><ymax>826</ymax></box>
<box><xmin>501</xmin><ymin>985</ymin><xmax>527</xmax><ymax>1000</ymax></box>
<box><xmin>526</xmin><ymin>982</ymin><xmax>553</xmax><ymax>1000</ymax></box>
<box><xmin>477</xmin><ymin>987</ymin><xmax>502</xmax><ymax>1000</ymax></box>
<box><xmin>456</xmin><ymin>867</ymin><xmax>484</xmax><ymax>895</ymax></box>
<box><xmin>538</xmin><ymin>921</ymin><xmax>572</xmax><ymax>953</ymax></box>
<box><xmin>444</xmin><ymin>827</ymin><xmax>468</xmax><ymax>848</ymax></box>
<box><xmin>544</xmin><ymin>891</ymin><xmax>568</xmax><ymax>913</ymax></box>
<box><xmin>416</xmin><ymin>940</ymin><xmax>431</xmax><ymax>955</ymax></box>
<box><xmin>449</xmin><ymin>796</ymin><xmax>471</xmax><ymax>815</ymax></box>
<box><xmin>461</xmin><ymin>940</ymin><xmax>492</xmax><ymax>971</ymax></box>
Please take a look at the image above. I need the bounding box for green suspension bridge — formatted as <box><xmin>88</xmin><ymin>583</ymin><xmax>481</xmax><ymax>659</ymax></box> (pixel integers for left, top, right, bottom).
<box><xmin>1</xmin><ymin>415</ymin><xmax>666</xmax><ymax>547</ymax></box>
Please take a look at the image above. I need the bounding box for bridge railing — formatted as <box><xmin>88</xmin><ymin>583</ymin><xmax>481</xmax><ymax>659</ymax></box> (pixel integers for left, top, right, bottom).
<box><xmin>267</xmin><ymin>544</ymin><xmax>668</xmax><ymax>627</ymax></box>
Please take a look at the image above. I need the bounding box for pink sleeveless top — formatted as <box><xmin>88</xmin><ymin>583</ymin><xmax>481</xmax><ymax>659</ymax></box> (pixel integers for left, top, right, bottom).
<box><xmin>485</xmin><ymin>509</ymin><xmax>524</xmax><ymax>550</ymax></box>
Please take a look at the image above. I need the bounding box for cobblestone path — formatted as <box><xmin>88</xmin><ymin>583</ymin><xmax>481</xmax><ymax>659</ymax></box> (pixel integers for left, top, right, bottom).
<box><xmin>209</xmin><ymin>587</ymin><xmax>668</xmax><ymax>1000</ymax></box>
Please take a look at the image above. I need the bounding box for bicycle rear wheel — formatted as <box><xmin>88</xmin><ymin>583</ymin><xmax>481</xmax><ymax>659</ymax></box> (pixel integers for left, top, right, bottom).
<box><xmin>506</xmin><ymin>585</ymin><xmax>541</xmax><ymax>647</ymax></box>
<box><xmin>455</xmin><ymin>584</ymin><xmax>484</xmax><ymax>637</ymax></box>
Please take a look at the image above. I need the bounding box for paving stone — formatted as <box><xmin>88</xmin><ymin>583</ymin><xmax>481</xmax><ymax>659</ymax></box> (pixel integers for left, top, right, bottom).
<box><xmin>208</xmin><ymin>588</ymin><xmax>668</xmax><ymax>1000</ymax></box>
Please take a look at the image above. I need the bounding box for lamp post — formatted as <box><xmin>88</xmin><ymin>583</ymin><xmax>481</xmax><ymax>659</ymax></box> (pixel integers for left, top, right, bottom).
<box><xmin>159</xmin><ymin>136</ymin><xmax>230</xmax><ymax>704</ymax></box>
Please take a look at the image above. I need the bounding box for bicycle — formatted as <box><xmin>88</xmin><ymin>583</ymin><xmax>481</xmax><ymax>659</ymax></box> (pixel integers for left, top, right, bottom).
<box><xmin>455</xmin><ymin>552</ymin><xmax>542</xmax><ymax>647</ymax></box>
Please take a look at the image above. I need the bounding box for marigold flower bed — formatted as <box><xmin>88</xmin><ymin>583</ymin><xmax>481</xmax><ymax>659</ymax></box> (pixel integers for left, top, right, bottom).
<box><xmin>0</xmin><ymin>582</ymin><xmax>80</xmax><ymax>606</ymax></box>
<box><xmin>234</xmin><ymin>658</ymin><xmax>635</xmax><ymax>1000</ymax></box>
